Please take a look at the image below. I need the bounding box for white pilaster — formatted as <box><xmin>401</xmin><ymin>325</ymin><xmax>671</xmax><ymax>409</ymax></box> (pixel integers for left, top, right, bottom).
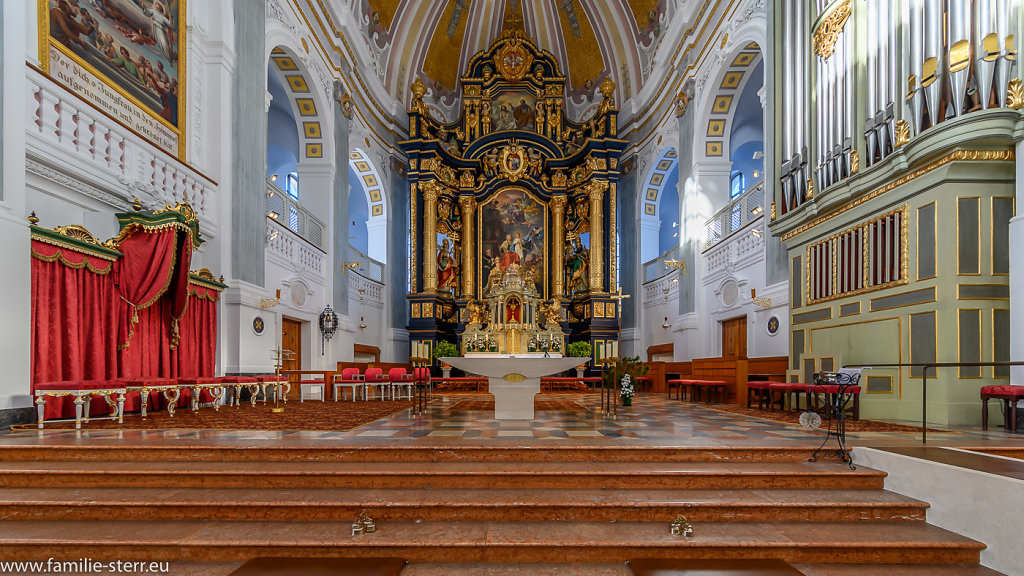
<box><xmin>1010</xmin><ymin>138</ymin><xmax>1024</xmax><ymax>385</ymax></box>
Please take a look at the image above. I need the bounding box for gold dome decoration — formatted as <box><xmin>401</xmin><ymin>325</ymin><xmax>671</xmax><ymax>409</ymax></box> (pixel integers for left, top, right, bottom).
<box><xmin>494</xmin><ymin>37</ymin><xmax>533</xmax><ymax>83</ymax></box>
<box><xmin>411</xmin><ymin>78</ymin><xmax>427</xmax><ymax>101</ymax></box>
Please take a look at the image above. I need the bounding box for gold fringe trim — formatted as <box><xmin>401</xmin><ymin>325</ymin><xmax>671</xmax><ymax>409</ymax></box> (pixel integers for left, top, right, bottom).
<box><xmin>31</xmin><ymin>248</ymin><xmax>113</xmax><ymax>275</ymax></box>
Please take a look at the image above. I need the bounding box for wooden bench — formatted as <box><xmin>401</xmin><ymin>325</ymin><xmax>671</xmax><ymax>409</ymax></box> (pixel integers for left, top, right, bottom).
<box><xmin>433</xmin><ymin>376</ymin><xmax>488</xmax><ymax>392</ymax></box>
<box><xmin>981</xmin><ymin>385</ymin><xmax>1024</xmax><ymax>432</ymax></box>
<box><xmin>541</xmin><ymin>376</ymin><xmax>602</xmax><ymax>391</ymax></box>
<box><xmin>34</xmin><ymin>379</ymin><xmax>127</xmax><ymax>429</ymax></box>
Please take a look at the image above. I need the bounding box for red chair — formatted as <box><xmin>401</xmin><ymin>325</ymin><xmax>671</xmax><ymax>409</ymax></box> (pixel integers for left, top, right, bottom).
<box><xmin>333</xmin><ymin>367</ymin><xmax>364</xmax><ymax>401</ymax></box>
<box><xmin>364</xmin><ymin>368</ymin><xmax>388</xmax><ymax>400</ymax></box>
<box><xmin>388</xmin><ymin>367</ymin><xmax>414</xmax><ymax>400</ymax></box>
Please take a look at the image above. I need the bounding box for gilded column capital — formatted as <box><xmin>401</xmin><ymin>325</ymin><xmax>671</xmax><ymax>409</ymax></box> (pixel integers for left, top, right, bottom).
<box><xmin>421</xmin><ymin>180</ymin><xmax>441</xmax><ymax>202</ymax></box>
<box><xmin>550</xmin><ymin>195</ymin><xmax>568</xmax><ymax>213</ymax></box>
<box><xmin>458</xmin><ymin>195</ymin><xmax>477</xmax><ymax>212</ymax></box>
<box><xmin>588</xmin><ymin>180</ymin><xmax>608</xmax><ymax>201</ymax></box>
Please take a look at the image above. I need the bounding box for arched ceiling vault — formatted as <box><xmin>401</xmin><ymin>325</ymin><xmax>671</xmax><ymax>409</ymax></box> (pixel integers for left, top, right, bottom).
<box><xmin>361</xmin><ymin>0</ymin><xmax>667</xmax><ymax>110</ymax></box>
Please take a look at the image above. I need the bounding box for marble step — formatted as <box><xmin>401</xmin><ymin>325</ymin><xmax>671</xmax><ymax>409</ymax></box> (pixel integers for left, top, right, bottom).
<box><xmin>794</xmin><ymin>564</ymin><xmax>1006</xmax><ymax>575</ymax></box>
<box><xmin>0</xmin><ymin>487</ymin><xmax>928</xmax><ymax>523</ymax></box>
<box><xmin>0</xmin><ymin>520</ymin><xmax>984</xmax><ymax>564</ymax></box>
<box><xmin>0</xmin><ymin>444</ymin><xmax>853</xmax><ymax>464</ymax></box>
<box><xmin>0</xmin><ymin>460</ymin><xmax>887</xmax><ymax>490</ymax></box>
<box><xmin>401</xmin><ymin>562</ymin><xmax>632</xmax><ymax>575</ymax></box>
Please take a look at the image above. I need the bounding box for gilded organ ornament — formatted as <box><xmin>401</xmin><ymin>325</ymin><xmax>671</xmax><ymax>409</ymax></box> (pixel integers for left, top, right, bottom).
<box><xmin>1008</xmin><ymin>78</ymin><xmax>1024</xmax><ymax>110</ymax></box>
<box><xmin>499</xmin><ymin>141</ymin><xmax>529</xmax><ymax>182</ymax></box>
<box><xmin>813</xmin><ymin>0</ymin><xmax>852</xmax><ymax>60</ymax></box>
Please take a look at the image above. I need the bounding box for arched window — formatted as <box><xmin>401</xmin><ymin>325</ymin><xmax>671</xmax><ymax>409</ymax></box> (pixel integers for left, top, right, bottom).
<box><xmin>730</xmin><ymin>170</ymin><xmax>745</xmax><ymax>199</ymax></box>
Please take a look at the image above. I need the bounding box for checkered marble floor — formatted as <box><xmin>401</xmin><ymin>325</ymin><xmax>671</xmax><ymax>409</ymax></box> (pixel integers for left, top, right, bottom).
<box><xmin>7</xmin><ymin>392</ymin><xmax>1023</xmax><ymax>449</ymax></box>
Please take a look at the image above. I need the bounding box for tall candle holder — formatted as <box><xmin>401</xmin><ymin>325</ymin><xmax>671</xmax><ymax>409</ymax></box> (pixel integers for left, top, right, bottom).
<box><xmin>270</xmin><ymin>340</ymin><xmax>294</xmax><ymax>414</ymax></box>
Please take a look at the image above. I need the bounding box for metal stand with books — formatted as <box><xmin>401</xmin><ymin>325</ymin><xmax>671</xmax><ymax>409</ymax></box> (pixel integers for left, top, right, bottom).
<box><xmin>809</xmin><ymin>371</ymin><xmax>860</xmax><ymax>470</ymax></box>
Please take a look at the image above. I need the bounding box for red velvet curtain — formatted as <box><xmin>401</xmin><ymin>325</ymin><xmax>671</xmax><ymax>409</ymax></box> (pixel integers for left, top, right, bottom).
<box><xmin>175</xmin><ymin>284</ymin><xmax>219</xmax><ymax>378</ymax></box>
<box><xmin>30</xmin><ymin>241</ymin><xmax>120</xmax><ymax>418</ymax></box>
<box><xmin>116</xmin><ymin>227</ymin><xmax>193</xmax><ymax>378</ymax></box>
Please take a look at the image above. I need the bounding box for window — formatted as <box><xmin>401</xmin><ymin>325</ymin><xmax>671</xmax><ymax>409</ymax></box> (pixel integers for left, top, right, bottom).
<box><xmin>729</xmin><ymin>170</ymin><xmax>745</xmax><ymax>199</ymax></box>
<box><xmin>286</xmin><ymin>172</ymin><xmax>299</xmax><ymax>199</ymax></box>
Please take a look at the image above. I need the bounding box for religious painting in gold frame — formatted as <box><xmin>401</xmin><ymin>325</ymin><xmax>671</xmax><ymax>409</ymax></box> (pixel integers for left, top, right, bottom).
<box><xmin>38</xmin><ymin>0</ymin><xmax>187</xmax><ymax>159</ymax></box>
<box><xmin>478</xmin><ymin>188</ymin><xmax>548</xmax><ymax>298</ymax></box>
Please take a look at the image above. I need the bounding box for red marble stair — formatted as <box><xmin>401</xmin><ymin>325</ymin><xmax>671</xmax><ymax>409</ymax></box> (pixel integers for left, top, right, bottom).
<box><xmin>0</xmin><ymin>445</ymin><xmax>988</xmax><ymax>568</ymax></box>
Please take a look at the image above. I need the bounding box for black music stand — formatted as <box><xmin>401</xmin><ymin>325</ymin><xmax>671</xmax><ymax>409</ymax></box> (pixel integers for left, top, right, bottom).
<box><xmin>809</xmin><ymin>370</ymin><xmax>860</xmax><ymax>470</ymax></box>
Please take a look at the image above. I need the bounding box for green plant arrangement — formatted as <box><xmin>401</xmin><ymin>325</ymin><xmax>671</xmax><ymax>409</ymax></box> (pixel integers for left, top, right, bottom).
<box><xmin>602</xmin><ymin>355</ymin><xmax>648</xmax><ymax>405</ymax></box>
<box><xmin>432</xmin><ymin>341</ymin><xmax>459</xmax><ymax>365</ymax></box>
<box><xmin>567</xmin><ymin>340</ymin><xmax>592</xmax><ymax>359</ymax></box>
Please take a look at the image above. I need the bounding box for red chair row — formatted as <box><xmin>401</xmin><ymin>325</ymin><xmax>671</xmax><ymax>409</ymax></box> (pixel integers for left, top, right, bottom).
<box><xmin>747</xmin><ymin>381</ymin><xmax>862</xmax><ymax>420</ymax></box>
<box><xmin>332</xmin><ymin>367</ymin><xmax>417</xmax><ymax>401</ymax></box>
<box><xmin>34</xmin><ymin>374</ymin><xmax>289</xmax><ymax>429</ymax></box>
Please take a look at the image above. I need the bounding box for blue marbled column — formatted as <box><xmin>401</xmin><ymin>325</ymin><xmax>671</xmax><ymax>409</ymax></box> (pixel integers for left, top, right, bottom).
<box><xmin>230</xmin><ymin>0</ymin><xmax>267</xmax><ymax>286</ymax></box>
<box><xmin>389</xmin><ymin>171</ymin><xmax>409</xmax><ymax>328</ymax></box>
<box><xmin>333</xmin><ymin>98</ymin><xmax>350</xmax><ymax>315</ymax></box>
<box><xmin>617</xmin><ymin>163</ymin><xmax>638</xmax><ymax>331</ymax></box>
<box><xmin>677</xmin><ymin>107</ymin><xmax>696</xmax><ymax>315</ymax></box>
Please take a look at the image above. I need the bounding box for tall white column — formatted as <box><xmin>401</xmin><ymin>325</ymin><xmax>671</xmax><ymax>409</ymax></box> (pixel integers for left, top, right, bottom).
<box><xmin>1010</xmin><ymin>139</ymin><xmax>1024</xmax><ymax>385</ymax></box>
<box><xmin>0</xmin><ymin>0</ymin><xmax>33</xmax><ymax>424</ymax></box>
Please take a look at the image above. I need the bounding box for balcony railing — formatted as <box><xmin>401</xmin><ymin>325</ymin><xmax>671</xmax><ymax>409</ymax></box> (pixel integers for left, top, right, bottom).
<box><xmin>266</xmin><ymin>180</ymin><xmax>326</xmax><ymax>251</ymax></box>
<box><xmin>347</xmin><ymin>244</ymin><xmax>386</xmax><ymax>284</ymax></box>
<box><xmin>704</xmin><ymin>180</ymin><xmax>765</xmax><ymax>250</ymax></box>
<box><xmin>642</xmin><ymin>247</ymin><xmax>681</xmax><ymax>284</ymax></box>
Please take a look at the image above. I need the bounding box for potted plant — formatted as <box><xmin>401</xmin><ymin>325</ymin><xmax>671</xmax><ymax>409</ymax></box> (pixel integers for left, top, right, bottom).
<box><xmin>567</xmin><ymin>340</ymin><xmax>592</xmax><ymax>377</ymax></box>
<box><xmin>432</xmin><ymin>340</ymin><xmax>459</xmax><ymax>378</ymax></box>
<box><xmin>602</xmin><ymin>356</ymin><xmax>648</xmax><ymax>406</ymax></box>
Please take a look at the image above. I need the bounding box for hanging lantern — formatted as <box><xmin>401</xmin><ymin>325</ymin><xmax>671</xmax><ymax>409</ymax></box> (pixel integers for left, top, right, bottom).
<box><xmin>319</xmin><ymin>304</ymin><xmax>339</xmax><ymax>355</ymax></box>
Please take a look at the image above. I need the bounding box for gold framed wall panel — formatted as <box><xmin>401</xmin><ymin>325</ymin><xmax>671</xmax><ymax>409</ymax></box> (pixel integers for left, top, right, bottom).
<box><xmin>916</xmin><ymin>202</ymin><xmax>936</xmax><ymax>280</ymax></box>
<box><xmin>956</xmin><ymin>197</ymin><xmax>981</xmax><ymax>276</ymax></box>
<box><xmin>38</xmin><ymin>0</ymin><xmax>187</xmax><ymax>159</ymax></box>
<box><xmin>908</xmin><ymin>310</ymin><xmax>937</xmax><ymax>379</ymax></box>
<box><xmin>993</xmin><ymin>308</ymin><xmax>1011</xmax><ymax>379</ymax></box>
<box><xmin>957</xmin><ymin>308</ymin><xmax>982</xmax><ymax>379</ymax></box>
<box><xmin>990</xmin><ymin>196</ymin><xmax>1015</xmax><ymax>276</ymax></box>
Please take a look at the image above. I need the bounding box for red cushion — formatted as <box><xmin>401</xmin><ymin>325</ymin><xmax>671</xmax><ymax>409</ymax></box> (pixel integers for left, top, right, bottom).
<box><xmin>693</xmin><ymin>380</ymin><xmax>727</xmax><ymax>387</ymax></box>
<box><xmin>300</xmin><ymin>379</ymin><xmax>325</xmax><ymax>385</ymax></box>
<box><xmin>249</xmin><ymin>375</ymin><xmax>282</xmax><ymax>383</ymax></box>
<box><xmin>341</xmin><ymin>368</ymin><xmax>361</xmax><ymax>380</ymax></box>
<box><xmin>808</xmin><ymin>384</ymin><xmax>862</xmax><ymax>394</ymax></box>
<box><xmin>981</xmin><ymin>385</ymin><xmax>1024</xmax><ymax>397</ymax></box>
<box><xmin>770</xmin><ymin>383</ymin><xmax>809</xmax><ymax>391</ymax></box>
<box><xmin>747</xmin><ymin>381</ymin><xmax>775</xmax><ymax>390</ymax></box>
<box><xmin>35</xmin><ymin>380</ymin><xmax>126</xmax><ymax>391</ymax></box>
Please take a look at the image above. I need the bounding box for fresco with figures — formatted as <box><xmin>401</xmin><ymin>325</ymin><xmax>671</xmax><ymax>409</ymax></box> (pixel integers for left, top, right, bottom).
<box><xmin>41</xmin><ymin>0</ymin><xmax>184</xmax><ymax>155</ymax></box>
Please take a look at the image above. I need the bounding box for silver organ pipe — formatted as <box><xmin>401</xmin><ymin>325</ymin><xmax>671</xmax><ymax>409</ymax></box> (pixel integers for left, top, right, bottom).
<box><xmin>866</xmin><ymin>1</ymin><xmax>879</xmax><ymax>165</ymax></box>
<box><xmin>796</xmin><ymin>0</ymin><xmax>807</xmax><ymax>200</ymax></box>
<box><xmin>922</xmin><ymin>0</ymin><xmax>944</xmax><ymax>128</ymax></box>
<box><xmin>948</xmin><ymin>0</ymin><xmax>972</xmax><ymax>118</ymax></box>
<box><xmin>841</xmin><ymin>28</ymin><xmax>852</xmax><ymax>178</ymax></box>
<box><xmin>975</xmin><ymin>0</ymin><xmax>998</xmax><ymax>110</ymax></box>
<box><xmin>907</xmin><ymin>0</ymin><xmax>925</xmax><ymax>135</ymax></box>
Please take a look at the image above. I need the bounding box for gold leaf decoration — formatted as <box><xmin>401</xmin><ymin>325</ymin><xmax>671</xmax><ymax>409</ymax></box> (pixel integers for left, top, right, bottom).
<box><xmin>813</xmin><ymin>0</ymin><xmax>852</xmax><ymax>60</ymax></box>
<box><xmin>1008</xmin><ymin>78</ymin><xmax>1024</xmax><ymax>110</ymax></box>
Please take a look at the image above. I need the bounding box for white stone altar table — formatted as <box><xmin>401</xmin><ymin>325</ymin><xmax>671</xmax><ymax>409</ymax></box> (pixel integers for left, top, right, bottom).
<box><xmin>440</xmin><ymin>356</ymin><xmax>583</xmax><ymax>419</ymax></box>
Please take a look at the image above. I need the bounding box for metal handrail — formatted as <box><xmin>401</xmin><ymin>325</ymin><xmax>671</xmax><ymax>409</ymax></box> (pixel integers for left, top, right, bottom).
<box><xmin>843</xmin><ymin>361</ymin><xmax>1024</xmax><ymax>444</ymax></box>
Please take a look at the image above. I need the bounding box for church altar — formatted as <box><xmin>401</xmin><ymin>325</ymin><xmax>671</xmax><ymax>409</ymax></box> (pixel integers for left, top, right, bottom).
<box><xmin>440</xmin><ymin>356</ymin><xmax>583</xmax><ymax>419</ymax></box>
<box><xmin>402</xmin><ymin>22</ymin><xmax>627</xmax><ymax>368</ymax></box>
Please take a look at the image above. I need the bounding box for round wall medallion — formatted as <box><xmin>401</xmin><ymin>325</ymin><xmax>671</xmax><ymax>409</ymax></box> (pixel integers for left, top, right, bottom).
<box><xmin>720</xmin><ymin>280</ymin><xmax>739</xmax><ymax>307</ymax></box>
<box><xmin>252</xmin><ymin>316</ymin><xmax>266</xmax><ymax>335</ymax></box>
<box><xmin>766</xmin><ymin>315</ymin><xmax>780</xmax><ymax>336</ymax></box>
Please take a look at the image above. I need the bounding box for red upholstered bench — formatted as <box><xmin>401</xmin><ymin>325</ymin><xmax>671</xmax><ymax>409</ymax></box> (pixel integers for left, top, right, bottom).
<box><xmin>253</xmin><ymin>374</ymin><xmax>292</xmax><ymax>403</ymax></box>
<box><xmin>34</xmin><ymin>380</ymin><xmax>127</xmax><ymax>429</ymax></box>
<box><xmin>746</xmin><ymin>381</ymin><xmax>776</xmax><ymax>409</ymax></box>
<box><xmin>808</xmin><ymin>383</ymin><xmax>862</xmax><ymax>420</ymax></box>
<box><xmin>981</xmin><ymin>385</ymin><xmax>1024</xmax><ymax>432</ymax></box>
<box><xmin>634</xmin><ymin>376</ymin><xmax>653</xmax><ymax>392</ymax></box>
<box><xmin>769</xmin><ymin>382</ymin><xmax>809</xmax><ymax>411</ymax></box>
<box><xmin>120</xmin><ymin>377</ymin><xmax>184</xmax><ymax>417</ymax></box>
<box><xmin>666</xmin><ymin>379</ymin><xmax>688</xmax><ymax>400</ymax></box>
<box><xmin>690</xmin><ymin>380</ymin><xmax>728</xmax><ymax>404</ymax></box>
<box><xmin>177</xmin><ymin>377</ymin><xmax>230</xmax><ymax>412</ymax></box>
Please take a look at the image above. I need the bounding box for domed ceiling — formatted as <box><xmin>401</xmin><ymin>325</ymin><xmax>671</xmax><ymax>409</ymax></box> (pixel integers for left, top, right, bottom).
<box><xmin>351</xmin><ymin>0</ymin><xmax>669</xmax><ymax>121</ymax></box>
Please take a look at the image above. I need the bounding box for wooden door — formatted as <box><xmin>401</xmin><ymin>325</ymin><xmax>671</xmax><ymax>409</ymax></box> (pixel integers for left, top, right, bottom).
<box><xmin>721</xmin><ymin>316</ymin><xmax>747</xmax><ymax>359</ymax></box>
<box><xmin>281</xmin><ymin>318</ymin><xmax>302</xmax><ymax>373</ymax></box>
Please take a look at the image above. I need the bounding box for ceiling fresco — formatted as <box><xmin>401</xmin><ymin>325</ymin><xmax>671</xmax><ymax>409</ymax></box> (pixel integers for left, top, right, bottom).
<box><xmin>354</xmin><ymin>0</ymin><xmax>669</xmax><ymax>119</ymax></box>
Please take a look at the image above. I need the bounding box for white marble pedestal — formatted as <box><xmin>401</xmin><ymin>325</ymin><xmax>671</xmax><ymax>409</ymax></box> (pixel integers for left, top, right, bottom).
<box><xmin>440</xmin><ymin>356</ymin><xmax>583</xmax><ymax>419</ymax></box>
